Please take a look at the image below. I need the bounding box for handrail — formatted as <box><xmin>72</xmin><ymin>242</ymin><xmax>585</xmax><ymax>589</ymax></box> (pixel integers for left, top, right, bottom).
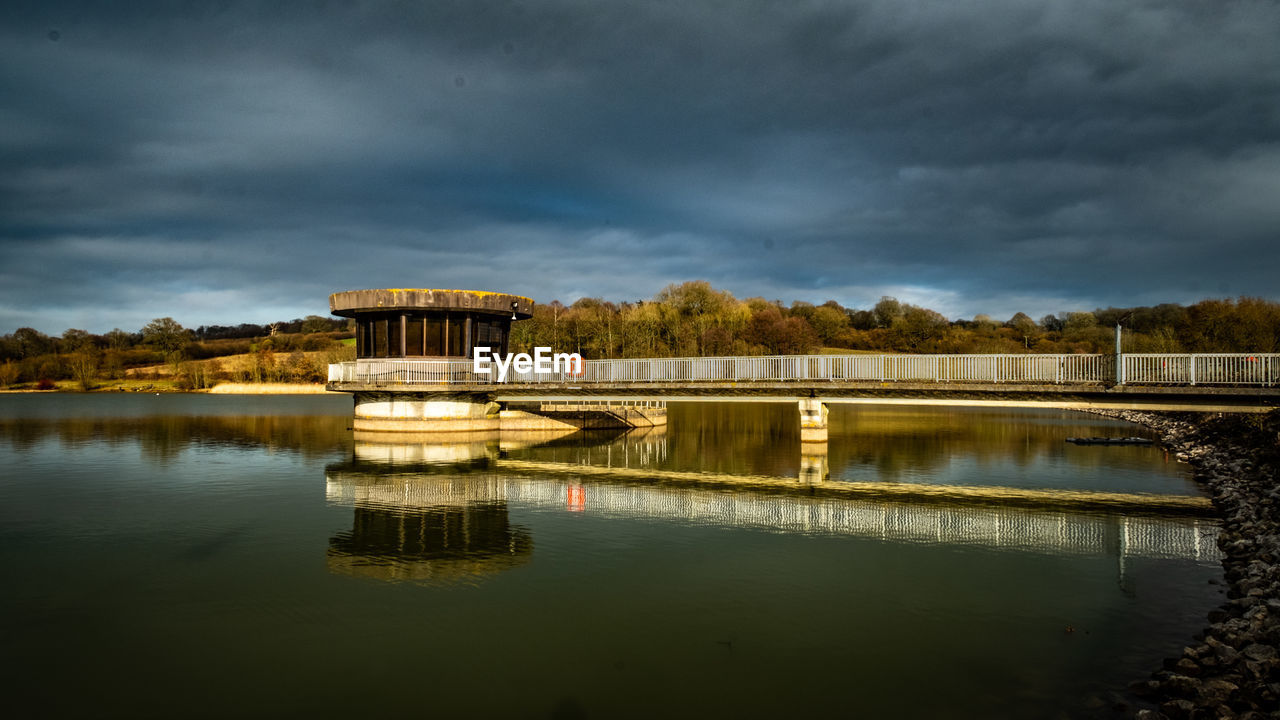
<box><xmin>328</xmin><ymin>352</ymin><xmax>1276</xmax><ymax>387</ymax></box>
<box><xmin>1122</xmin><ymin>353</ymin><xmax>1277</xmax><ymax>386</ymax></box>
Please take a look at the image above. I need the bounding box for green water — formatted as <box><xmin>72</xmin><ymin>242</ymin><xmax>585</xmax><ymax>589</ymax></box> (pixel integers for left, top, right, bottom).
<box><xmin>0</xmin><ymin>394</ymin><xmax>1221</xmax><ymax>718</ymax></box>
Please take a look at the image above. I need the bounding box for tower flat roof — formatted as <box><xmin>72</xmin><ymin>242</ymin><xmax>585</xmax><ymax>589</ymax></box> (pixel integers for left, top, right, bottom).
<box><xmin>330</xmin><ymin>289</ymin><xmax>534</xmax><ymax>319</ymax></box>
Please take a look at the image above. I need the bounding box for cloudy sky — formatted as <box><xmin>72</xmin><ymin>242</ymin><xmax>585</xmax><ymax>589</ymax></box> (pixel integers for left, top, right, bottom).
<box><xmin>2</xmin><ymin>0</ymin><xmax>1278</xmax><ymax>334</ymax></box>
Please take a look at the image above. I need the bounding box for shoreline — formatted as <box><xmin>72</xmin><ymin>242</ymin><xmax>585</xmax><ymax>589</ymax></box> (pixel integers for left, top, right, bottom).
<box><xmin>0</xmin><ymin>383</ymin><xmax>329</xmax><ymax>395</ymax></box>
<box><xmin>205</xmin><ymin>383</ymin><xmax>328</xmax><ymax>394</ymax></box>
<box><xmin>1089</xmin><ymin>409</ymin><xmax>1280</xmax><ymax>719</ymax></box>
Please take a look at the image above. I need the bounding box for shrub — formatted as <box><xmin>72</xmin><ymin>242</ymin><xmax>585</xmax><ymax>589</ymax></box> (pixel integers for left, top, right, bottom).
<box><xmin>300</xmin><ymin>334</ymin><xmax>336</xmax><ymax>351</ymax></box>
<box><xmin>0</xmin><ymin>360</ymin><xmax>18</xmax><ymax>387</ymax></box>
<box><xmin>176</xmin><ymin>361</ymin><xmax>215</xmax><ymax>390</ymax></box>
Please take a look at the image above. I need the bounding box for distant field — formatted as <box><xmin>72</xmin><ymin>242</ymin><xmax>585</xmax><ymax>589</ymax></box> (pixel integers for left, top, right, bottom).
<box><xmin>208</xmin><ymin>383</ymin><xmax>327</xmax><ymax>394</ymax></box>
<box><xmin>22</xmin><ymin>378</ymin><xmax>184</xmax><ymax>393</ymax></box>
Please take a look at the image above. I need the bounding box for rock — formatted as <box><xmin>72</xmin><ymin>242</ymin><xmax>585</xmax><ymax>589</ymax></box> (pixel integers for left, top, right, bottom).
<box><xmin>1198</xmin><ymin>678</ymin><xmax>1240</xmax><ymax>704</ymax></box>
<box><xmin>1243</xmin><ymin>644</ymin><xmax>1278</xmax><ymax>662</ymax></box>
<box><xmin>1163</xmin><ymin>673</ymin><xmax>1202</xmax><ymax>698</ymax></box>
<box><xmin>1175</xmin><ymin>657</ymin><xmax>1203</xmax><ymax>677</ymax></box>
<box><xmin>1160</xmin><ymin>698</ymin><xmax>1196</xmax><ymax>719</ymax></box>
<box><xmin>1092</xmin><ymin>410</ymin><xmax>1280</xmax><ymax>718</ymax></box>
<box><xmin>1208</xmin><ymin>637</ymin><xmax>1242</xmax><ymax>665</ymax></box>
<box><xmin>1243</xmin><ymin>659</ymin><xmax>1269</xmax><ymax>680</ymax></box>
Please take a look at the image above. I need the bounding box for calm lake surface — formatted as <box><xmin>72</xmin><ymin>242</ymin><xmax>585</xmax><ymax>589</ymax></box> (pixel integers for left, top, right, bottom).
<box><xmin>0</xmin><ymin>394</ymin><xmax>1222</xmax><ymax>718</ymax></box>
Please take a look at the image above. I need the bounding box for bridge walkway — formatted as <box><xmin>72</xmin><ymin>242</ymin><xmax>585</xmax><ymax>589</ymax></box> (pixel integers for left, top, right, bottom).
<box><xmin>328</xmin><ymin>353</ymin><xmax>1280</xmax><ymax>435</ymax></box>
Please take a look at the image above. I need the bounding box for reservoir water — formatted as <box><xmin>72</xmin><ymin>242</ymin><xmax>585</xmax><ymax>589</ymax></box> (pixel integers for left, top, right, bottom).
<box><xmin>0</xmin><ymin>394</ymin><xmax>1222</xmax><ymax>718</ymax></box>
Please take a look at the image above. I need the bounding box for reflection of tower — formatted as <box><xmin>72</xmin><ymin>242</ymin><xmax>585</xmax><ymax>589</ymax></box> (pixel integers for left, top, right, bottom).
<box><xmin>352</xmin><ymin>430</ymin><xmax>501</xmax><ymax>467</ymax></box>
<box><xmin>325</xmin><ymin>428</ymin><xmax>630</xmax><ymax>584</ymax></box>
<box><xmin>326</xmin><ymin>432</ymin><xmax>536</xmax><ymax>584</ymax></box>
<box><xmin>327</xmin><ymin>494</ymin><xmax>532</xmax><ymax>584</ymax></box>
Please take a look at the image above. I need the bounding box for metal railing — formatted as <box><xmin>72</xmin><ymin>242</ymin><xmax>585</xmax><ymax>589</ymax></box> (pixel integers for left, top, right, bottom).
<box><xmin>329</xmin><ymin>352</ymin><xmax>1279</xmax><ymax>387</ymax></box>
<box><xmin>1122</xmin><ymin>353</ymin><xmax>1279</xmax><ymax>386</ymax></box>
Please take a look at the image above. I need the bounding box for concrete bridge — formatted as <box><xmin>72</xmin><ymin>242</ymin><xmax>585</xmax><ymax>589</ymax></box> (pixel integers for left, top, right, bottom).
<box><xmin>328</xmin><ymin>352</ymin><xmax>1280</xmax><ymax>436</ymax></box>
<box><xmin>322</xmin><ymin>289</ymin><xmax>1277</xmax><ymax>434</ymax></box>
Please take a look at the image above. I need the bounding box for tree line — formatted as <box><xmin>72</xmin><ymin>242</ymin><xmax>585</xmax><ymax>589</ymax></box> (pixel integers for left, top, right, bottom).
<box><xmin>4</xmin><ymin>283</ymin><xmax>1277</xmax><ymax>390</ymax></box>
<box><xmin>510</xmin><ymin>281</ymin><xmax>1280</xmax><ymax>359</ymax></box>
<box><xmin>0</xmin><ymin>315</ymin><xmax>354</xmax><ymax>390</ymax></box>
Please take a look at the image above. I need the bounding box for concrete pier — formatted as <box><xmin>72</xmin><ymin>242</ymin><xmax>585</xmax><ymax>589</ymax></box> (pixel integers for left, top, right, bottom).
<box><xmin>799</xmin><ymin>398</ymin><xmax>829</xmax><ymax>443</ymax></box>
<box><xmin>353</xmin><ymin>391</ymin><xmax>500</xmax><ymax>432</ymax></box>
<box><xmin>351</xmin><ymin>391</ymin><xmax>667</xmax><ymax>433</ymax></box>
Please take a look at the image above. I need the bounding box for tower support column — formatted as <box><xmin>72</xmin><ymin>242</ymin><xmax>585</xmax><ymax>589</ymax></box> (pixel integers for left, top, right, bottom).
<box><xmin>353</xmin><ymin>391</ymin><xmax>499</xmax><ymax>432</ymax></box>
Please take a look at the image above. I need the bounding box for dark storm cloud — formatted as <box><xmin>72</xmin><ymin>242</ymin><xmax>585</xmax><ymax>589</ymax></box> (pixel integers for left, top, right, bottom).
<box><xmin>1</xmin><ymin>0</ymin><xmax>1277</xmax><ymax>332</ymax></box>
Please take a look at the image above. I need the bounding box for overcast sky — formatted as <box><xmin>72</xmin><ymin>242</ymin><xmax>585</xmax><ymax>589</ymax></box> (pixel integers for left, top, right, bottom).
<box><xmin>2</xmin><ymin>0</ymin><xmax>1278</xmax><ymax>334</ymax></box>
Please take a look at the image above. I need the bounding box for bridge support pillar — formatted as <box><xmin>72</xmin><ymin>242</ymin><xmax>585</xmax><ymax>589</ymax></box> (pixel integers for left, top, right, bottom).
<box><xmin>353</xmin><ymin>391</ymin><xmax>500</xmax><ymax>432</ymax></box>
<box><xmin>799</xmin><ymin>398</ymin><xmax>829</xmax><ymax>443</ymax></box>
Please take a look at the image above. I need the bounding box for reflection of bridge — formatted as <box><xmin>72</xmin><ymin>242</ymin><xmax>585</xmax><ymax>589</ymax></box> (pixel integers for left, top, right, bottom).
<box><xmin>324</xmin><ymin>468</ymin><xmax>1221</xmax><ymax>566</ymax></box>
<box><xmin>499</xmin><ymin>475</ymin><xmax>1219</xmax><ymax>562</ymax></box>
<box><xmin>494</xmin><ymin>459</ymin><xmax>1213</xmax><ymax>516</ymax></box>
<box><xmin>325</xmin><ymin>414</ymin><xmax>1220</xmax><ymax>589</ymax></box>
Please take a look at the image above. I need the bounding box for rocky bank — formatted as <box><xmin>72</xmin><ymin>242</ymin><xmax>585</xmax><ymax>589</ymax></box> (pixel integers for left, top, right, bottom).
<box><xmin>1091</xmin><ymin>409</ymin><xmax>1280</xmax><ymax>719</ymax></box>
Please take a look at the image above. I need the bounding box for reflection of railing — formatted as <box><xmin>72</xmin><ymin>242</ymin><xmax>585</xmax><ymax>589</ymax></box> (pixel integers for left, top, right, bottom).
<box><xmin>328</xmin><ymin>352</ymin><xmax>1280</xmax><ymax>386</ymax></box>
<box><xmin>503</xmin><ymin>478</ymin><xmax>1218</xmax><ymax>560</ymax></box>
<box><xmin>324</xmin><ymin>472</ymin><xmax>1221</xmax><ymax>562</ymax></box>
